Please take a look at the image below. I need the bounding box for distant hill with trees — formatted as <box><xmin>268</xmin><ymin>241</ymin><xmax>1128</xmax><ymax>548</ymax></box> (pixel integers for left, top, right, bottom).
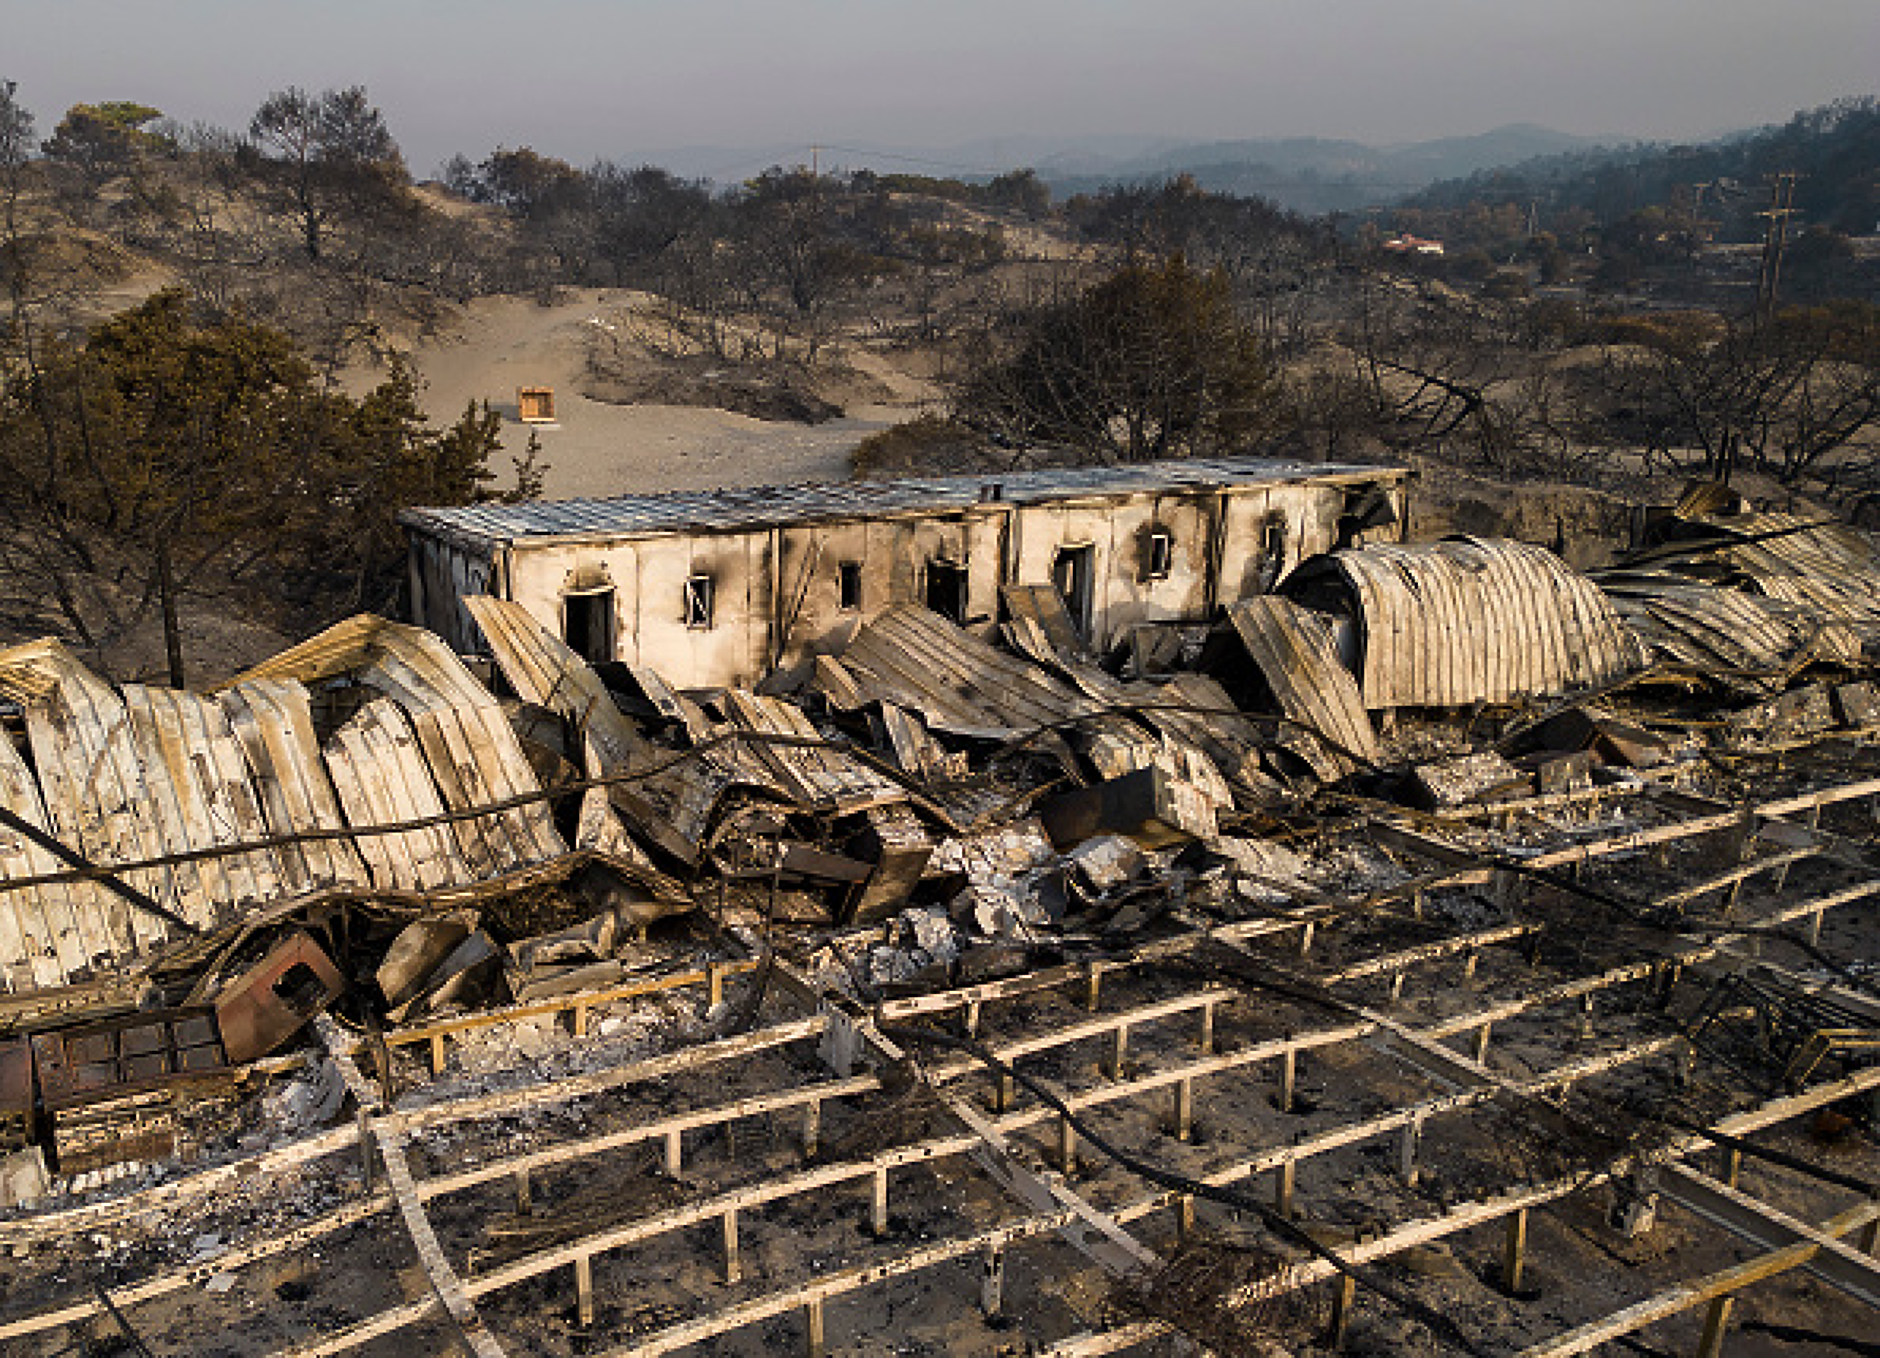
<box><xmin>1399</xmin><ymin>97</ymin><xmax>1880</xmax><ymax>242</ymax></box>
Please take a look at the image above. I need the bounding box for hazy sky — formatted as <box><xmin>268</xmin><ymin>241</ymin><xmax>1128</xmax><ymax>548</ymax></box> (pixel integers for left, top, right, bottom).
<box><xmin>7</xmin><ymin>1</ymin><xmax>1875</xmax><ymax>176</ymax></box>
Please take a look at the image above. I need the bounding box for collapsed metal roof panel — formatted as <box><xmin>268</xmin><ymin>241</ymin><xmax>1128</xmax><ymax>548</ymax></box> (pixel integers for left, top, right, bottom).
<box><xmin>1597</xmin><ymin>570</ymin><xmax>1863</xmax><ymax>681</ymax></box>
<box><xmin>401</xmin><ymin>457</ymin><xmax>1403</xmax><ymax>551</ymax></box>
<box><xmin>840</xmin><ymin>603</ymin><xmax>1103</xmax><ymax>739</ymax></box>
<box><xmin>1641</xmin><ymin>513</ymin><xmax>1880</xmax><ymax>642</ymax></box>
<box><xmin>234</xmin><ymin>616</ymin><xmax>565</xmax><ymax>875</ymax></box>
<box><xmin>1215</xmin><ymin>597</ymin><xmax>1380</xmax><ymax>773</ymax></box>
<box><xmin>1285</xmin><ymin>537</ymin><xmax>1644</xmax><ymax>710</ymax></box>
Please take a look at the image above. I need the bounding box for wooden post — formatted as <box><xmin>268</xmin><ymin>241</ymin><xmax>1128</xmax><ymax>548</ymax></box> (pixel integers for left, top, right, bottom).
<box><xmin>513</xmin><ymin>1168</ymin><xmax>532</xmax><ymax>1216</ymax></box>
<box><xmin>993</xmin><ymin>1070</ymin><xmax>1015</xmax><ymax>1113</ymax></box>
<box><xmin>1721</xmin><ymin>1146</ymin><xmax>1741</xmax><ymax>1189</ymax></box>
<box><xmin>1473</xmin><ymin>1023</ymin><xmax>1493</xmax><ymax>1065</ymax></box>
<box><xmin>1400</xmin><ymin>1116</ymin><xmax>1423</xmax><ymax>1187</ymax></box>
<box><xmin>1275</xmin><ymin>1157</ymin><xmax>1296</xmax><ymax>1218</ymax></box>
<box><xmin>429</xmin><ymin>1033</ymin><xmax>447</xmax><ymax>1077</ymax></box>
<box><xmin>572</xmin><ymin>1001</ymin><xmax>589</xmax><ymax>1038</ymax></box>
<box><xmin>664</xmin><ymin>1128</ymin><xmax>683</xmax><ymax>1176</ymax></box>
<box><xmin>964</xmin><ymin>999</ymin><xmax>982</xmax><ymax>1039</ymax></box>
<box><xmin>358</xmin><ymin>1110</ymin><xmax>375</xmax><ymax>1191</ymax></box>
<box><xmin>804</xmin><ymin>1298</ymin><xmax>826</xmax><ymax>1358</ymax></box>
<box><xmin>1174</xmin><ymin>1077</ymin><xmax>1194</xmax><ymax>1142</ymax></box>
<box><xmin>1389</xmin><ymin>970</ymin><xmax>1407</xmax><ymax>1002</ymax></box>
<box><xmin>1462</xmin><ymin>949</ymin><xmax>1479</xmax><ymax>982</ymax></box>
<box><xmin>1694</xmin><ymin>1295</ymin><xmax>1733</xmax><ymax>1358</ymax></box>
<box><xmin>1328</xmin><ymin>1272</ymin><xmax>1357</xmax><ymax>1348</ymax></box>
<box><xmin>981</xmin><ymin>1244</ymin><xmax>1005</xmax><ymax>1318</ymax></box>
<box><xmin>1278</xmin><ymin>1046</ymin><xmax>1297</xmax><ymax>1114</ymax></box>
<box><xmin>1299</xmin><ymin>921</ymin><xmax>1316</xmax><ymax>956</ymax></box>
<box><xmin>1109</xmin><ymin>1024</ymin><xmax>1129</xmax><ymax>1080</ymax></box>
<box><xmin>708</xmin><ymin>962</ymin><xmax>726</xmax><ymax>1010</ymax></box>
<box><xmin>1502</xmin><ymin>1208</ymin><xmax>1528</xmax><ymax>1293</ymax></box>
<box><xmin>1059</xmin><ymin>1114</ymin><xmax>1077</xmax><ymax>1173</ymax></box>
<box><xmin>574</xmin><ymin>1254</ymin><xmax>594</xmax><ymax>1328</ymax></box>
<box><xmin>1177</xmin><ymin>1193</ymin><xmax>1196</xmax><ymax>1240</ymax></box>
<box><xmin>1085</xmin><ymin>964</ymin><xmax>1103</xmax><ymax>1013</ymax></box>
<box><xmin>1410</xmin><ymin>887</ymin><xmax>1425</xmax><ymax>920</ymax></box>
<box><xmin>722</xmin><ymin>1208</ymin><xmax>741</xmax><ymax>1283</ymax></box>
<box><xmin>1578</xmin><ymin>993</ymin><xmax>1595</xmax><ymax>1038</ymax></box>
<box><xmin>872</xmin><ymin>1166</ymin><xmax>890</xmax><ymax>1237</ymax></box>
<box><xmin>802</xmin><ymin>1099</ymin><xmax>821</xmax><ymax>1159</ymax></box>
<box><xmin>1198</xmin><ymin>1000</ymin><xmax>1216</xmax><ymax>1055</ymax></box>
<box><xmin>1805</xmin><ymin>908</ymin><xmax>1824</xmax><ymax>948</ymax></box>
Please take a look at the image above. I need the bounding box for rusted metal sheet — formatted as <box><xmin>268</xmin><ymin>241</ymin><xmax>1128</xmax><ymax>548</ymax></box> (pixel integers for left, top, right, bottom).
<box><xmin>1283</xmin><ymin>537</ymin><xmax>1644</xmax><ymax>710</ymax></box>
<box><xmin>1595</xmin><ymin>570</ymin><xmax>1862</xmax><ymax>685</ymax></box>
<box><xmin>1210</xmin><ymin>597</ymin><xmax>1380</xmax><ymax>777</ymax></box>
<box><xmin>219</xmin><ymin>679</ymin><xmax>366</xmax><ymax>893</ymax></box>
<box><xmin>214</xmin><ymin>930</ymin><xmax>345</xmax><ymax>1063</ymax></box>
<box><xmin>235</xmin><ymin>617</ymin><xmax>564</xmax><ymax>876</ymax></box>
<box><xmin>841</xmin><ymin>604</ymin><xmax>1102</xmax><ymax>739</ymax></box>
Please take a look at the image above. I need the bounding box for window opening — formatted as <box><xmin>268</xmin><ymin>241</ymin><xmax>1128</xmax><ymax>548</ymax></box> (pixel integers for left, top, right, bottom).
<box><xmin>838</xmin><ymin>561</ymin><xmax>863</xmax><ymax>611</ymax></box>
<box><xmin>925</xmin><ymin>559</ymin><xmax>969</xmax><ymax>623</ymax></box>
<box><xmin>684</xmin><ymin>575</ymin><xmax>716</xmax><ymax>629</ymax></box>
<box><xmin>1145</xmin><ymin>530</ymin><xmax>1174</xmax><ymax>580</ymax></box>
<box><xmin>1258</xmin><ymin>514</ymin><xmax>1288</xmax><ymax>592</ymax></box>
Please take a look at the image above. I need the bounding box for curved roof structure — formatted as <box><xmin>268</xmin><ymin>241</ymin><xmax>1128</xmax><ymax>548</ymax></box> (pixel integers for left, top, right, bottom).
<box><xmin>1283</xmin><ymin>536</ymin><xmax>1644</xmax><ymax>710</ymax></box>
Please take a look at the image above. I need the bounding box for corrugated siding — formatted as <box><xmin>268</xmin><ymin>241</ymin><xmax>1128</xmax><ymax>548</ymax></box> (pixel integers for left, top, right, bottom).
<box><xmin>840</xmin><ymin>604</ymin><xmax>1103</xmax><ymax>739</ymax></box>
<box><xmin>121</xmin><ymin>685</ymin><xmax>285</xmax><ymax>917</ymax></box>
<box><xmin>0</xmin><ymin>642</ymin><xmax>186</xmax><ymax>958</ymax></box>
<box><xmin>1219</xmin><ymin>598</ymin><xmax>1379</xmax><ymax>772</ymax></box>
<box><xmin>0</xmin><ymin>732</ymin><xmax>108</xmax><ymax>992</ymax></box>
<box><xmin>1596</xmin><ymin>570</ymin><xmax>1863</xmax><ymax>678</ymax></box>
<box><xmin>1288</xmin><ymin>537</ymin><xmax>1643</xmax><ymax>709</ymax></box>
<box><xmin>236</xmin><ymin>616</ymin><xmax>565</xmax><ymax>874</ymax></box>
<box><xmin>219</xmin><ymin>679</ymin><xmax>366</xmax><ymax>894</ymax></box>
<box><xmin>322</xmin><ymin>697</ymin><xmax>469</xmax><ymax>893</ymax></box>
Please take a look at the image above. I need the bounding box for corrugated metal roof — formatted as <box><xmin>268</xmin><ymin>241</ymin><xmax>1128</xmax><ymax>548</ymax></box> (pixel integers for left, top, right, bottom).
<box><xmin>840</xmin><ymin>604</ymin><xmax>1103</xmax><ymax>739</ymax></box>
<box><xmin>1597</xmin><ymin>569</ymin><xmax>1863</xmax><ymax>686</ymax></box>
<box><xmin>1213</xmin><ymin>598</ymin><xmax>1379</xmax><ymax>776</ymax></box>
<box><xmin>1638</xmin><ymin>513</ymin><xmax>1880</xmax><ymax>644</ymax></box>
<box><xmin>1284</xmin><ymin>537</ymin><xmax>1645</xmax><ymax>709</ymax></box>
<box><xmin>401</xmin><ymin>457</ymin><xmax>1401</xmax><ymax>550</ymax></box>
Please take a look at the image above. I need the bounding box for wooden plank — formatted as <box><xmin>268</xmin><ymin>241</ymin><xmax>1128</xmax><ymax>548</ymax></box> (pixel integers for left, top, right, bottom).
<box><xmin>1520</xmin><ymin>1200</ymin><xmax>1880</xmax><ymax>1356</ymax></box>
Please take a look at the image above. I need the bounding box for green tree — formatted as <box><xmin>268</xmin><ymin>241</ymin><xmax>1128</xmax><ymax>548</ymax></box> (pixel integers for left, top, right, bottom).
<box><xmin>956</xmin><ymin>256</ymin><xmax>1280</xmax><ymax>462</ymax></box>
<box><xmin>42</xmin><ymin>101</ymin><xmax>166</xmax><ymax>194</ymax></box>
<box><xmin>0</xmin><ymin>290</ymin><xmax>513</xmax><ymax>681</ymax></box>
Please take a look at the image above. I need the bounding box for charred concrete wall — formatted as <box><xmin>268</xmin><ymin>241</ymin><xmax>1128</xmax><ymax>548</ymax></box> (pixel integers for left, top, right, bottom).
<box><xmin>405</xmin><ymin>467</ymin><xmax>1408</xmax><ymax>690</ymax></box>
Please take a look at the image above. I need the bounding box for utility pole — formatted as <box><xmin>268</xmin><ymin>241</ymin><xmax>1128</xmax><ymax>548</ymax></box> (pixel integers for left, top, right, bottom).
<box><xmin>1753</xmin><ymin>171</ymin><xmax>1799</xmax><ymax>326</ymax></box>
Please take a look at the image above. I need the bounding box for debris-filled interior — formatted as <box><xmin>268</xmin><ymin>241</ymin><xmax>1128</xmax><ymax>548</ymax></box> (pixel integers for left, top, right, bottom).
<box><xmin>1</xmin><ymin>485</ymin><xmax>1878</xmax><ymax>1356</ymax></box>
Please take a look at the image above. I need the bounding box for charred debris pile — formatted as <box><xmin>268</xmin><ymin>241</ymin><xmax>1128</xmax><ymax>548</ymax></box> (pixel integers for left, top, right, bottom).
<box><xmin>0</xmin><ymin>489</ymin><xmax>1875</xmax><ymax>1191</ymax></box>
<box><xmin>0</xmin><ymin>488</ymin><xmax>1878</xmax><ymax>1353</ymax></box>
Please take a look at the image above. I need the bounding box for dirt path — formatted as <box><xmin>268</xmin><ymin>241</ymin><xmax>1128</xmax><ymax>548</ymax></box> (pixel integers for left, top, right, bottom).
<box><xmin>340</xmin><ymin>289</ymin><xmax>932</xmax><ymax>499</ymax></box>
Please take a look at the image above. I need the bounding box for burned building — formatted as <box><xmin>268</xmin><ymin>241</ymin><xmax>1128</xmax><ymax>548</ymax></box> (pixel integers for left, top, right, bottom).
<box><xmin>400</xmin><ymin>458</ymin><xmax>1409</xmax><ymax>689</ymax></box>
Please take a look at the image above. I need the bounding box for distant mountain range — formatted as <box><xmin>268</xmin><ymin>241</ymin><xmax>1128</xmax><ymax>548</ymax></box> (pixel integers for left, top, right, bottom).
<box><xmin>632</xmin><ymin>124</ymin><xmax>1612</xmax><ymax>215</ymax></box>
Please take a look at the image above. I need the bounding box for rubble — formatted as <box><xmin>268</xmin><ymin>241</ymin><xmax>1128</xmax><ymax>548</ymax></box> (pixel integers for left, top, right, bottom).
<box><xmin>0</xmin><ymin>483</ymin><xmax>1877</xmax><ymax>1355</ymax></box>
